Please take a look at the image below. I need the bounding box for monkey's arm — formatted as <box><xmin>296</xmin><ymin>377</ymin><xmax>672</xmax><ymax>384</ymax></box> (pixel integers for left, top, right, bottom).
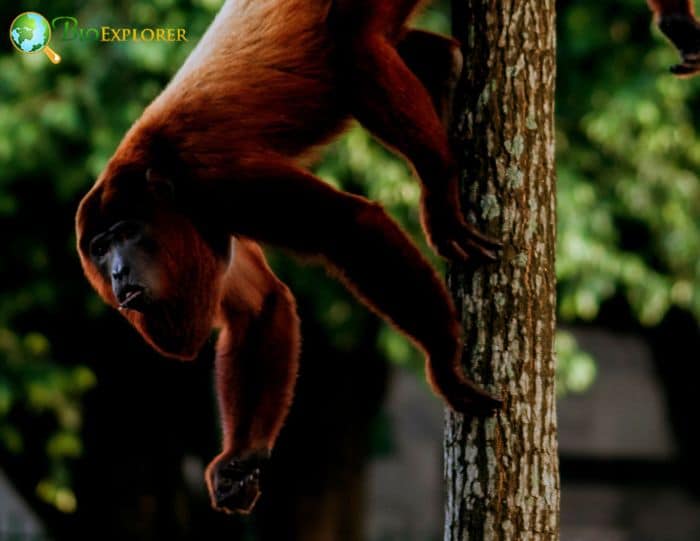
<box><xmin>648</xmin><ymin>0</ymin><xmax>700</xmax><ymax>76</ymax></box>
<box><xmin>205</xmin><ymin>242</ymin><xmax>300</xmax><ymax>515</ymax></box>
<box><xmin>190</xmin><ymin>159</ymin><xmax>501</xmax><ymax>414</ymax></box>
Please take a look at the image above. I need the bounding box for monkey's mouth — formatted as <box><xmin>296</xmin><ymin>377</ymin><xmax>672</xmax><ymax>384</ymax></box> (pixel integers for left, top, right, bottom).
<box><xmin>118</xmin><ymin>286</ymin><xmax>146</xmax><ymax>312</ymax></box>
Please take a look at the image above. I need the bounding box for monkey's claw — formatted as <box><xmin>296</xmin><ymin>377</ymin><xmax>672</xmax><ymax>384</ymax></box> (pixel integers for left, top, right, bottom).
<box><xmin>206</xmin><ymin>451</ymin><xmax>269</xmax><ymax>514</ymax></box>
<box><xmin>429</xmin><ymin>215</ymin><xmax>502</xmax><ymax>264</ymax></box>
<box><xmin>423</xmin><ymin>196</ymin><xmax>502</xmax><ymax>264</ymax></box>
<box><xmin>670</xmin><ymin>57</ymin><xmax>700</xmax><ymax>77</ymax></box>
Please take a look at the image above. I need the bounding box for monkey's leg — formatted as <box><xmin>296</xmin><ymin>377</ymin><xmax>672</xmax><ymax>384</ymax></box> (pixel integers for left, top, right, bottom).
<box><xmin>342</xmin><ymin>34</ymin><xmax>501</xmax><ymax>264</ymax></box>
<box><xmin>205</xmin><ymin>244</ymin><xmax>301</xmax><ymax>515</ymax></box>
<box><xmin>396</xmin><ymin>29</ymin><xmax>463</xmax><ymax>126</ymax></box>
<box><xmin>203</xmin><ymin>162</ymin><xmax>501</xmax><ymax>414</ymax></box>
<box><xmin>331</xmin><ymin>0</ymin><xmax>429</xmax><ymax>39</ymax></box>
<box><xmin>648</xmin><ymin>0</ymin><xmax>700</xmax><ymax>76</ymax></box>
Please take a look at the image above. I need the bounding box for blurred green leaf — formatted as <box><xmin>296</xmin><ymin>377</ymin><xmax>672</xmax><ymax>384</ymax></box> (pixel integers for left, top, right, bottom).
<box><xmin>556</xmin><ymin>331</ymin><xmax>597</xmax><ymax>395</ymax></box>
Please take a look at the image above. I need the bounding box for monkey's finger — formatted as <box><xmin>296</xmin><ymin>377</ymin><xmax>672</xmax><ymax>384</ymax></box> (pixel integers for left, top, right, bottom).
<box><xmin>443</xmin><ymin>240</ymin><xmax>470</xmax><ymax>263</ymax></box>
<box><xmin>433</xmin><ymin>239</ymin><xmax>469</xmax><ymax>263</ymax></box>
<box><xmin>467</xmin><ymin>239</ymin><xmax>499</xmax><ymax>262</ymax></box>
<box><xmin>671</xmin><ymin>61</ymin><xmax>700</xmax><ymax>77</ymax></box>
<box><xmin>460</xmin><ymin>221</ymin><xmax>503</xmax><ymax>250</ymax></box>
<box><xmin>456</xmin><ymin>236</ymin><xmax>499</xmax><ymax>263</ymax></box>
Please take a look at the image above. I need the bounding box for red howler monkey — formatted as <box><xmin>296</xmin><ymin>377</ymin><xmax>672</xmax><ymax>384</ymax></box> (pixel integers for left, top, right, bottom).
<box><xmin>76</xmin><ymin>0</ymin><xmax>503</xmax><ymax>515</ymax></box>
<box><xmin>648</xmin><ymin>0</ymin><xmax>700</xmax><ymax>75</ymax></box>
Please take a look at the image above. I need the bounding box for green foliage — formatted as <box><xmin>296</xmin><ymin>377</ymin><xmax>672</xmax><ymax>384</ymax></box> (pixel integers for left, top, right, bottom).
<box><xmin>555</xmin><ymin>331</ymin><xmax>597</xmax><ymax>395</ymax></box>
<box><xmin>0</xmin><ymin>328</ymin><xmax>94</xmax><ymax>511</ymax></box>
<box><xmin>558</xmin><ymin>0</ymin><xmax>700</xmax><ymax>326</ymax></box>
<box><xmin>553</xmin><ymin>1</ymin><xmax>700</xmax><ymax>392</ymax></box>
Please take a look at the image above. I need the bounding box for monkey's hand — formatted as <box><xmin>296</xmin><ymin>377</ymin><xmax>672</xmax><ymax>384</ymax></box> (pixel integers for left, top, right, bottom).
<box><xmin>421</xmin><ymin>195</ymin><xmax>502</xmax><ymax>264</ymax></box>
<box><xmin>658</xmin><ymin>13</ymin><xmax>700</xmax><ymax>77</ymax></box>
<box><xmin>205</xmin><ymin>450</ymin><xmax>270</xmax><ymax>515</ymax></box>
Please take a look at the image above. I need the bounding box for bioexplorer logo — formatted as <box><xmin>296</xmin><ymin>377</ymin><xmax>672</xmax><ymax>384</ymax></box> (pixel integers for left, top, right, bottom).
<box><xmin>9</xmin><ymin>11</ymin><xmax>188</xmax><ymax>65</ymax></box>
<box><xmin>9</xmin><ymin>12</ymin><xmax>61</xmax><ymax>64</ymax></box>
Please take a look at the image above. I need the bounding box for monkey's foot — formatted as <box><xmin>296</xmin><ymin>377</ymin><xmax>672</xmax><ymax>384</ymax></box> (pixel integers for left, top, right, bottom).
<box><xmin>658</xmin><ymin>14</ymin><xmax>700</xmax><ymax>77</ymax></box>
<box><xmin>205</xmin><ymin>450</ymin><xmax>269</xmax><ymax>515</ymax></box>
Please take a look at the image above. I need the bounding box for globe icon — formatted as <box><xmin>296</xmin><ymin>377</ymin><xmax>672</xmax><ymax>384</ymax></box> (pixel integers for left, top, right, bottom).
<box><xmin>9</xmin><ymin>12</ymin><xmax>61</xmax><ymax>64</ymax></box>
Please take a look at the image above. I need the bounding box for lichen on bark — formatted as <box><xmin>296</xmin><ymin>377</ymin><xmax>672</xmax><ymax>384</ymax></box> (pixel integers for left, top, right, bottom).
<box><xmin>444</xmin><ymin>1</ymin><xmax>559</xmax><ymax>540</ymax></box>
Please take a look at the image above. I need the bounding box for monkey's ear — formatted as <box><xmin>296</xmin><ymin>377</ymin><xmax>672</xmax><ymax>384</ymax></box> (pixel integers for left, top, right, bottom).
<box><xmin>146</xmin><ymin>168</ymin><xmax>175</xmax><ymax>202</ymax></box>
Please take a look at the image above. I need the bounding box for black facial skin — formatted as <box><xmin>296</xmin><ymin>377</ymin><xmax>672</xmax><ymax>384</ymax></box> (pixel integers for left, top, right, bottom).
<box><xmin>89</xmin><ymin>220</ymin><xmax>155</xmax><ymax>312</ymax></box>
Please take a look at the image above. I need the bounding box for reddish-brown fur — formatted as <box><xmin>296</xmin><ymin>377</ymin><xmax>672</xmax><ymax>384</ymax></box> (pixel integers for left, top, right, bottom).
<box><xmin>76</xmin><ymin>0</ymin><xmax>502</xmax><ymax>514</ymax></box>
<box><xmin>648</xmin><ymin>0</ymin><xmax>700</xmax><ymax>76</ymax></box>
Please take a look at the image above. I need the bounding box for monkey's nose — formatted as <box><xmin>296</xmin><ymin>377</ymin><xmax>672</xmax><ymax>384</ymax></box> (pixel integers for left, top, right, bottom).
<box><xmin>112</xmin><ymin>263</ymin><xmax>130</xmax><ymax>280</ymax></box>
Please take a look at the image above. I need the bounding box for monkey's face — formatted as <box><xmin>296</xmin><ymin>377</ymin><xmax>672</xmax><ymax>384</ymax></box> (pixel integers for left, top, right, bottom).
<box><xmin>87</xmin><ymin>219</ymin><xmax>163</xmax><ymax>312</ymax></box>
<box><xmin>77</xmin><ymin>169</ymin><xmax>230</xmax><ymax>360</ymax></box>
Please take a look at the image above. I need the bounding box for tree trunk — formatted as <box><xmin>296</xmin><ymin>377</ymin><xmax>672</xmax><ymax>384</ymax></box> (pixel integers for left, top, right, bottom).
<box><xmin>444</xmin><ymin>2</ymin><xmax>559</xmax><ymax>540</ymax></box>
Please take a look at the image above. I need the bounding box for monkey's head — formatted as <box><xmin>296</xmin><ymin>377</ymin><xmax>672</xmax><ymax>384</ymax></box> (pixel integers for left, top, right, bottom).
<box><xmin>76</xmin><ymin>160</ymin><xmax>231</xmax><ymax>360</ymax></box>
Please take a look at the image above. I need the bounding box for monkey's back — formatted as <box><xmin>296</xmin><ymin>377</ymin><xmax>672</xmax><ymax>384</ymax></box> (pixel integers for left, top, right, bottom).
<box><xmin>136</xmin><ymin>0</ymin><xmax>346</xmax><ymax>167</ymax></box>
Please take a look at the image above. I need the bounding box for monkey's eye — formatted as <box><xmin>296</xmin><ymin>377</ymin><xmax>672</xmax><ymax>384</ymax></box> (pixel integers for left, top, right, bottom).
<box><xmin>113</xmin><ymin>221</ymin><xmax>141</xmax><ymax>242</ymax></box>
<box><xmin>121</xmin><ymin>222</ymin><xmax>140</xmax><ymax>240</ymax></box>
<box><xmin>90</xmin><ymin>238</ymin><xmax>109</xmax><ymax>258</ymax></box>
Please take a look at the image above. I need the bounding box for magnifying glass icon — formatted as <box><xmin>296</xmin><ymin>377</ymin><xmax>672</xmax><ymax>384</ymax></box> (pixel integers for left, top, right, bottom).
<box><xmin>9</xmin><ymin>12</ymin><xmax>62</xmax><ymax>64</ymax></box>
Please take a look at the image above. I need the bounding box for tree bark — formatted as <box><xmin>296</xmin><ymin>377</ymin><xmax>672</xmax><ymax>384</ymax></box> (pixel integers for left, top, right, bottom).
<box><xmin>444</xmin><ymin>2</ymin><xmax>560</xmax><ymax>540</ymax></box>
